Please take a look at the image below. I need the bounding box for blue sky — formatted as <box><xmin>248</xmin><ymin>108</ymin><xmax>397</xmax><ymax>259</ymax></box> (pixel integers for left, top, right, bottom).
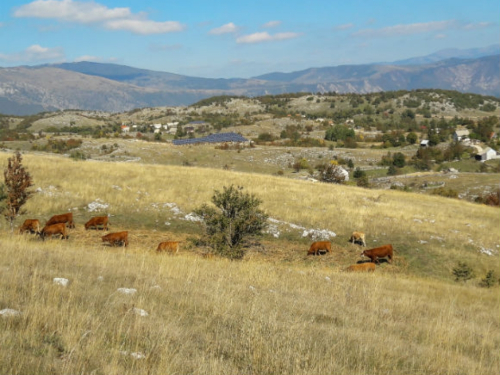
<box><xmin>0</xmin><ymin>0</ymin><xmax>498</xmax><ymax>78</ymax></box>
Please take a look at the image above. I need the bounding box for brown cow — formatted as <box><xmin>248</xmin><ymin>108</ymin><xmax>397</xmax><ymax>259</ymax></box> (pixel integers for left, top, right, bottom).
<box><xmin>307</xmin><ymin>241</ymin><xmax>331</xmax><ymax>255</ymax></box>
<box><xmin>361</xmin><ymin>244</ymin><xmax>393</xmax><ymax>264</ymax></box>
<box><xmin>46</xmin><ymin>213</ymin><xmax>75</xmax><ymax>228</ymax></box>
<box><xmin>349</xmin><ymin>231</ymin><xmax>366</xmax><ymax>247</ymax></box>
<box><xmin>346</xmin><ymin>263</ymin><xmax>376</xmax><ymax>272</ymax></box>
<box><xmin>102</xmin><ymin>231</ymin><xmax>128</xmax><ymax>247</ymax></box>
<box><xmin>39</xmin><ymin>223</ymin><xmax>69</xmax><ymax>240</ymax></box>
<box><xmin>19</xmin><ymin>219</ymin><xmax>41</xmax><ymax>234</ymax></box>
<box><xmin>156</xmin><ymin>241</ymin><xmax>179</xmax><ymax>254</ymax></box>
<box><xmin>85</xmin><ymin>216</ymin><xmax>109</xmax><ymax>230</ymax></box>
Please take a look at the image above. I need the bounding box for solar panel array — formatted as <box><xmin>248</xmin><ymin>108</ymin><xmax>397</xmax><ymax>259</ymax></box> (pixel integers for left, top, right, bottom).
<box><xmin>172</xmin><ymin>132</ymin><xmax>249</xmax><ymax>146</ymax></box>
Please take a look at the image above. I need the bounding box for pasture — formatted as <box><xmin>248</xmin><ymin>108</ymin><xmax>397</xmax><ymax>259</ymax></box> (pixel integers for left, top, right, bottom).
<box><xmin>0</xmin><ymin>151</ymin><xmax>499</xmax><ymax>374</ymax></box>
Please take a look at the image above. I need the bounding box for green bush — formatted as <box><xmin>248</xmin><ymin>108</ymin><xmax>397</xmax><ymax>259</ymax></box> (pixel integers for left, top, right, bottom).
<box><xmin>452</xmin><ymin>262</ymin><xmax>475</xmax><ymax>282</ymax></box>
<box><xmin>479</xmin><ymin>270</ymin><xmax>497</xmax><ymax>288</ymax></box>
<box><xmin>194</xmin><ymin>185</ymin><xmax>268</xmax><ymax>259</ymax></box>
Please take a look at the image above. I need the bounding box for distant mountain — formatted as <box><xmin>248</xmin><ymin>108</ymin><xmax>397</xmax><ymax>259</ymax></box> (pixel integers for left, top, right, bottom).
<box><xmin>390</xmin><ymin>44</ymin><xmax>500</xmax><ymax>66</ymax></box>
<box><xmin>0</xmin><ymin>51</ymin><xmax>499</xmax><ymax>115</ymax></box>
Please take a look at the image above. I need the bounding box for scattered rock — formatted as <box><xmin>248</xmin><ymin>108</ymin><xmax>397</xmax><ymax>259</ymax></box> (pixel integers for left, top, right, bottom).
<box><xmin>132</xmin><ymin>308</ymin><xmax>149</xmax><ymax>317</ymax></box>
<box><xmin>53</xmin><ymin>278</ymin><xmax>69</xmax><ymax>287</ymax></box>
<box><xmin>0</xmin><ymin>308</ymin><xmax>22</xmax><ymax>317</ymax></box>
<box><xmin>117</xmin><ymin>288</ymin><xmax>137</xmax><ymax>295</ymax></box>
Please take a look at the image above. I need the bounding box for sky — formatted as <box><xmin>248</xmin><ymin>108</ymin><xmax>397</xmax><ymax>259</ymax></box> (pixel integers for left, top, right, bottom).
<box><xmin>0</xmin><ymin>0</ymin><xmax>498</xmax><ymax>78</ymax></box>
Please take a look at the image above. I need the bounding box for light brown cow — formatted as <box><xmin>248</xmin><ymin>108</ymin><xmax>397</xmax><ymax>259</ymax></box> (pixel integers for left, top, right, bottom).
<box><xmin>361</xmin><ymin>244</ymin><xmax>393</xmax><ymax>264</ymax></box>
<box><xmin>46</xmin><ymin>213</ymin><xmax>75</xmax><ymax>228</ymax></box>
<box><xmin>39</xmin><ymin>223</ymin><xmax>68</xmax><ymax>240</ymax></box>
<box><xmin>156</xmin><ymin>241</ymin><xmax>179</xmax><ymax>254</ymax></box>
<box><xmin>85</xmin><ymin>216</ymin><xmax>109</xmax><ymax>230</ymax></box>
<box><xmin>346</xmin><ymin>263</ymin><xmax>376</xmax><ymax>272</ymax></box>
<box><xmin>307</xmin><ymin>241</ymin><xmax>331</xmax><ymax>255</ymax></box>
<box><xmin>102</xmin><ymin>231</ymin><xmax>128</xmax><ymax>247</ymax></box>
<box><xmin>349</xmin><ymin>231</ymin><xmax>366</xmax><ymax>247</ymax></box>
<box><xmin>19</xmin><ymin>219</ymin><xmax>41</xmax><ymax>234</ymax></box>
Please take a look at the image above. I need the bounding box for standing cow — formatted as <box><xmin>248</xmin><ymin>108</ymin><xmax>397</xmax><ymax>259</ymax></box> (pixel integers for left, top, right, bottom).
<box><xmin>307</xmin><ymin>241</ymin><xmax>331</xmax><ymax>255</ymax></box>
<box><xmin>102</xmin><ymin>231</ymin><xmax>128</xmax><ymax>247</ymax></box>
<box><xmin>85</xmin><ymin>216</ymin><xmax>109</xmax><ymax>230</ymax></box>
<box><xmin>360</xmin><ymin>244</ymin><xmax>393</xmax><ymax>264</ymax></box>
<box><xmin>46</xmin><ymin>213</ymin><xmax>75</xmax><ymax>229</ymax></box>
<box><xmin>349</xmin><ymin>231</ymin><xmax>366</xmax><ymax>247</ymax></box>
<box><xmin>19</xmin><ymin>219</ymin><xmax>41</xmax><ymax>234</ymax></box>
<box><xmin>39</xmin><ymin>223</ymin><xmax>69</xmax><ymax>240</ymax></box>
<box><xmin>156</xmin><ymin>241</ymin><xmax>179</xmax><ymax>254</ymax></box>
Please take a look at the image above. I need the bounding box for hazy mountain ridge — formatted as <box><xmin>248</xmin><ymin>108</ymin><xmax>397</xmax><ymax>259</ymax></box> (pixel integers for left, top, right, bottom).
<box><xmin>1</xmin><ymin>49</ymin><xmax>499</xmax><ymax>115</ymax></box>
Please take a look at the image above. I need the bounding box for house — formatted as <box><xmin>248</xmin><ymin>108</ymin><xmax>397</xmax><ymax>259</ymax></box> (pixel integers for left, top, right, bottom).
<box><xmin>475</xmin><ymin>147</ymin><xmax>498</xmax><ymax>161</ymax></box>
<box><xmin>420</xmin><ymin>140</ymin><xmax>429</xmax><ymax>147</ymax></box>
<box><xmin>121</xmin><ymin>125</ymin><xmax>130</xmax><ymax>133</ymax></box>
<box><xmin>453</xmin><ymin>129</ymin><xmax>470</xmax><ymax>142</ymax></box>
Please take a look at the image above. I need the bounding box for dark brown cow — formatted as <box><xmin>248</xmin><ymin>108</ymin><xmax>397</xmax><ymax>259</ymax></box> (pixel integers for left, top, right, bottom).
<box><xmin>349</xmin><ymin>231</ymin><xmax>366</xmax><ymax>247</ymax></box>
<box><xmin>39</xmin><ymin>223</ymin><xmax>68</xmax><ymax>240</ymax></box>
<box><xmin>46</xmin><ymin>213</ymin><xmax>75</xmax><ymax>228</ymax></box>
<box><xmin>307</xmin><ymin>241</ymin><xmax>331</xmax><ymax>255</ymax></box>
<box><xmin>361</xmin><ymin>244</ymin><xmax>393</xmax><ymax>264</ymax></box>
<box><xmin>85</xmin><ymin>216</ymin><xmax>109</xmax><ymax>230</ymax></box>
<box><xmin>346</xmin><ymin>263</ymin><xmax>376</xmax><ymax>272</ymax></box>
<box><xmin>102</xmin><ymin>231</ymin><xmax>128</xmax><ymax>247</ymax></box>
<box><xmin>19</xmin><ymin>219</ymin><xmax>41</xmax><ymax>234</ymax></box>
<box><xmin>156</xmin><ymin>241</ymin><xmax>179</xmax><ymax>254</ymax></box>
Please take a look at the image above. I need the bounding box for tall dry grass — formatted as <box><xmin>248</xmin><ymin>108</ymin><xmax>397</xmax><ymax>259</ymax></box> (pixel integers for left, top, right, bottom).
<box><xmin>0</xmin><ymin>235</ymin><xmax>498</xmax><ymax>375</ymax></box>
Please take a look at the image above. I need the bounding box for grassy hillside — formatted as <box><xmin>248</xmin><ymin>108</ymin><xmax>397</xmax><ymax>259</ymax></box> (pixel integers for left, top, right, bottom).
<box><xmin>0</xmin><ymin>152</ymin><xmax>499</xmax><ymax>374</ymax></box>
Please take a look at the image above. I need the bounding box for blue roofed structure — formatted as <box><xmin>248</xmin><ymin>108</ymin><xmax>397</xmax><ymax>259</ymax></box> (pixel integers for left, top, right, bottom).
<box><xmin>172</xmin><ymin>132</ymin><xmax>249</xmax><ymax>146</ymax></box>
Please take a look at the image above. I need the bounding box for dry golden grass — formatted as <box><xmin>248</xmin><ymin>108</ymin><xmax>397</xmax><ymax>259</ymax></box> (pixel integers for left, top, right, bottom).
<box><xmin>0</xmin><ymin>151</ymin><xmax>499</xmax><ymax>374</ymax></box>
<box><xmin>1</xmin><ymin>235</ymin><xmax>498</xmax><ymax>375</ymax></box>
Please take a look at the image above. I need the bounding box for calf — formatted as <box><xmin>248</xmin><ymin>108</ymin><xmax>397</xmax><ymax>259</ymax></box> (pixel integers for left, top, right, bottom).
<box><xmin>39</xmin><ymin>223</ymin><xmax>69</xmax><ymax>240</ymax></box>
<box><xmin>349</xmin><ymin>231</ymin><xmax>366</xmax><ymax>247</ymax></box>
<box><xmin>46</xmin><ymin>213</ymin><xmax>75</xmax><ymax>229</ymax></box>
<box><xmin>307</xmin><ymin>241</ymin><xmax>331</xmax><ymax>256</ymax></box>
<box><xmin>102</xmin><ymin>231</ymin><xmax>128</xmax><ymax>247</ymax></box>
<box><xmin>361</xmin><ymin>244</ymin><xmax>393</xmax><ymax>264</ymax></box>
<box><xmin>19</xmin><ymin>219</ymin><xmax>41</xmax><ymax>234</ymax></box>
<box><xmin>346</xmin><ymin>263</ymin><xmax>376</xmax><ymax>272</ymax></box>
<box><xmin>85</xmin><ymin>216</ymin><xmax>109</xmax><ymax>230</ymax></box>
<box><xmin>156</xmin><ymin>241</ymin><xmax>179</xmax><ymax>254</ymax></box>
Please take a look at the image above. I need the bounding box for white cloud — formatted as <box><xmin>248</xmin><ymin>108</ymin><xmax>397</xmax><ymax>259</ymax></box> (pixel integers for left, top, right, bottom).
<box><xmin>236</xmin><ymin>31</ymin><xmax>300</xmax><ymax>44</ymax></box>
<box><xmin>434</xmin><ymin>34</ymin><xmax>447</xmax><ymax>39</ymax></box>
<box><xmin>352</xmin><ymin>20</ymin><xmax>458</xmax><ymax>38</ymax></box>
<box><xmin>209</xmin><ymin>22</ymin><xmax>238</xmax><ymax>35</ymax></box>
<box><xmin>0</xmin><ymin>44</ymin><xmax>64</xmax><ymax>62</ymax></box>
<box><xmin>105</xmin><ymin>19</ymin><xmax>184</xmax><ymax>34</ymax></box>
<box><xmin>262</xmin><ymin>20</ymin><xmax>281</xmax><ymax>28</ymax></box>
<box><xmin>463</xmin><ymin>22</ymin><xmax>494</xmax><ymax>30</ymax></box>
<box><xmin>14</xmin><ymin>0</ymin><xmax>131</xmax><ymax>23</ymax></box>
<box><xmin>74</xmin><ymin>55</ymin><xmax>100</xmax><ymax>62</ymax></box>
<box><xmin>13</xmin><ymin>0</ymin><xmax>185</xmax><ymax>35</ymax></box>
<box><xmin>334</xmin><ymin>23</ymin><xmax>354</xmax><ymax>31</ymax></box>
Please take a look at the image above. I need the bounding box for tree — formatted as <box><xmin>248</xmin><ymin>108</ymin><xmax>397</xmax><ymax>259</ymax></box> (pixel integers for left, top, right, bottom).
<box><xmin>393</xmin><ymin>152</ymin><xmax>406</xmax><ymax>168</ymax></box>
<box><xmin>452</xmin><ymin>261</ymin><xmax>475</xmax><ymax>282</ymax></box>
<box><xmin>318</xmin><ymin>161</ymin><xmax>348</xmax><ymax>184</ymax></box>
<box><xmin>3</xmin><ymin>151</ymin><xmax>34</xmax><ymax>231</ymax></box>
<box><xmin>194</xmin><ymin>185</ymin><xmax>268</xmax><ymax>259</ymax></box>
<box><xmin>406</xmin><ymin>132</ymin><xmax>418</xmax><ymax>144</ymax></box>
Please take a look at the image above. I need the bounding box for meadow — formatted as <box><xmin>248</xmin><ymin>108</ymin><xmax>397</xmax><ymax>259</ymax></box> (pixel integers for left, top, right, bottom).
<box><xmin>0</xmin><ymin>151</ymin><xmax>499</xmax><ymax>374</ymax></box>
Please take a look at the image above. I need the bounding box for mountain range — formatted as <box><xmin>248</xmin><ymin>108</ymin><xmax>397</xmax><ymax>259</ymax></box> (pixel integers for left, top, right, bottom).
<box><xmin>0</xmin><ymin>45</ymin><xmax>498</xmax><ymax>115</ymax></box>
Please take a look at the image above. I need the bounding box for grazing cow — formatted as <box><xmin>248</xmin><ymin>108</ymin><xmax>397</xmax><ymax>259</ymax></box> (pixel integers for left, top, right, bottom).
<box><xmin>349</xmin><ymin>231</ymin><xmax>366</xmax><ymax>247</ymax></box>
<box><xmin>307</xmin><ymin>241</ymin><xmax>331</xmax><ymax>256</ymax></box>
<box><xmin>361</xmin><ymin>244</ymin><xmax>393</xmax><ymax>264</ymax></box>
<box><xmin>46</xmin><ymin>213</ymin><xmax>75</xmax><ymax>229</ymax></box>
<box><xmin>39</xmin><ymin>223</ymin><xmax>68</xmax><ymax>240</ymax></box>
<box><xmin>156</xmin><ymin>241</ymin><xmax>179</xmax><ymax>254</ymax></box>
<box><xmin>85</xmin><ymin>216</ymin><xmax>109</xmax><ymax>231</ymax></box>
<box><xmin>102</xmin><ymin>231</ymin><xmax>128</xmax><ymax>247</ymax></box>
<box><xmin>19</xmin><ymin>219</ymin><xmax>41</xmax><ymax>234</ymax></box>
<box><xmin>346</xmin><ymin>263</ymin><xmax>376</xmax><ymax>272</ymax></box>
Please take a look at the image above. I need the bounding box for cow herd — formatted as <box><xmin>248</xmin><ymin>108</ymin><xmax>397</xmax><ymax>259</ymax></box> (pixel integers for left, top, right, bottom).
<box><xmin>19</xmin><ymin>213</ymin><xmax>177</xmax><ymax>253</ymax></box>
<box><xmin>308</xmin><ymin>231</ymin><xmax>394</xmax><ymax>272</ymax></box>
<box><xmin>19</xmin><ymin>216</ymin><xmax>392</xmax><ymax>269</ymax></box>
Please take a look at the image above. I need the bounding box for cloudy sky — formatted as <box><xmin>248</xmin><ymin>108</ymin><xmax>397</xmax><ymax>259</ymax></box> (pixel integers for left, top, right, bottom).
<box><xmin>0</xmin><ymin>0</ymin><xmax>498</xmax><ymax>78</ymax></box>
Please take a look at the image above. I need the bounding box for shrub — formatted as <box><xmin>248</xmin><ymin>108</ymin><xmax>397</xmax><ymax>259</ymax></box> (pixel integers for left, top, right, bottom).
<box><xmin>318</xmin><ymin>162</ymin><xmax>347</xmax><ymax>184</ymax></box>
<box><xmin>356</xmin><ymin>175</ymin><xmax>370</xmax><ymax>188</ymax></box>
<box><xmin>452</xmin><ymin>262</ymin><xmax>475</xmax><ymax>282</ymax></box>
<box><xmin>353</xmin><ymin>167</ymin><xmax>366</xmax><ymax>179</ymax></box>
<box><xmin>479</xmin><ymin>270</ymin><xmax>497</xmax><ymax>288</ymax></box>
<box><xmin>430</xmin><ymin>187</ymin><xmax>458</xmax><ymax>199</ymax></box>
<box><xmin>194</xmin><ymin>185</ymin><xmax>268</xmax><ymax>259</ymax></box>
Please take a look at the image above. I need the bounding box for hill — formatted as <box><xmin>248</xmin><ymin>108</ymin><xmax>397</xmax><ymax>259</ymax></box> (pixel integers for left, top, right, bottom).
<box><xmin>0</xmin><ymin>152</ymin><xmax>498</xmax><ymax>374</ymax></box>
<box><xmin>0</xmin><ymin>53</ymin><xmax>499</xmax><ymax>115</ymax></box>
